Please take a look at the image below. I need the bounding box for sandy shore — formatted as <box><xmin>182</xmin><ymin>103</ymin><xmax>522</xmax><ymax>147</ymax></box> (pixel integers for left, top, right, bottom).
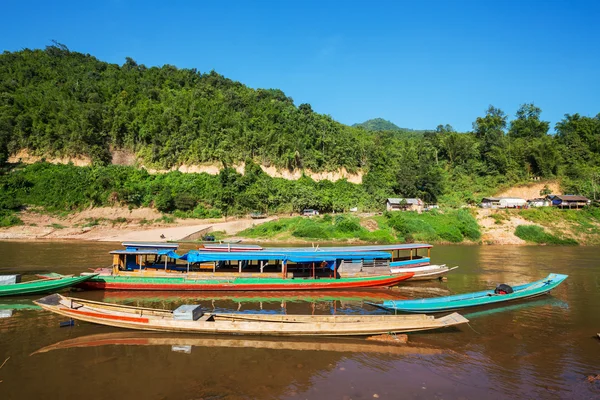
<box><xmin>0</xmin><ymin>207</ymin><xmax>277</xmax><ymax>242</ymax></box>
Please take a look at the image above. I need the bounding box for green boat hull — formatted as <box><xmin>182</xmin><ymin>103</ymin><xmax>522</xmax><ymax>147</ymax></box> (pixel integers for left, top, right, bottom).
<box><xmin>79</xmin><ymin>272</ymin><xmax>413</xmax><ymax>291</ymax></box>
<box><xmin>0</xmin><ymin>275</ymin><xmax>97</xmax><ymax>297</ymax></box>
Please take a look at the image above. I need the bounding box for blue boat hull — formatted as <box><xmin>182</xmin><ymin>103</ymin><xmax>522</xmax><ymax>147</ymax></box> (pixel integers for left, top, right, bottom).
<box><xmin>372</xmin><ymin>273</ymin><xmax>568</xmax><ymax>313</ymax></box>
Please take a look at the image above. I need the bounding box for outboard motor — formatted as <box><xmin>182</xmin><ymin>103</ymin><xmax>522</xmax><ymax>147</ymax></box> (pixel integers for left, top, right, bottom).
<box><xmin>494</xmin><ymin>284</ymin><xmax>514</xmax><ymax>295</ymax></box>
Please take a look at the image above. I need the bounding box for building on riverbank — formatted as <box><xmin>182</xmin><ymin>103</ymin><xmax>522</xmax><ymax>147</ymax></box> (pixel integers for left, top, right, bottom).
<box><xmin>547</xmin><ymin>195</ymin><xmax>590</xmax><ymax>209</ymax></box>
<box><xmin>386</xmin><ymin>198</ymin><xmax>424</xmax><ymax>212</ymax></box>
<box><xmin>527</xmin><ymin>198</ymin><xmax>550</xmax><ymax>207</ymax></box>
<box><xmin>480</xmin><ymin>197</ymin><xmax>527</xmax><ymax>209</ymax></box>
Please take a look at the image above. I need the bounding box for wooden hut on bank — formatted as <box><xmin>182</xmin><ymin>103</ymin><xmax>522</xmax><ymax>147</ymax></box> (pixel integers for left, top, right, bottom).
<box><xmin>386</xmin><ymin>198</ymin><xmax>424</xmax><ymax>212</ymax></box>
<box><xmin>548</xmin><ymin>195</ymin><xmax>590</xmax><ymax>209</ymax></box>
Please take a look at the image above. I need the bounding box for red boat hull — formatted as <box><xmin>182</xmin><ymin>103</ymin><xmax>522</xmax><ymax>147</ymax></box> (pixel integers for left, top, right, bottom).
<box><xmin>79</xmin><ymin>273</ymin><xmax>413</xmax><ymax>291</ymax></box>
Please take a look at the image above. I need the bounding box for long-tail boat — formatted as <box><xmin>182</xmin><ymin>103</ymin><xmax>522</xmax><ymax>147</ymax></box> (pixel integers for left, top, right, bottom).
<box><xmin>34</xmin><ymin>293</ymin><xmax>469</xmax><ymax>336</ymax></box>
<box><xmin>370</xmin><ymin>273</ymin><xmax>568</xmax><ymax>313</ymax></box>
<box><xmin>0</xmin><ymin>274</ymin><xmax>97</xmax><ymax>297</ymax></box>
<box><xmin>78</xmin><ymin>243</ymin><xmax>413</xmax><ymax>291</ymax></box>
<box><xmin>201</xmin><ymin>243</ymin><xmax>457</xmax><ymax>281</ymax></box>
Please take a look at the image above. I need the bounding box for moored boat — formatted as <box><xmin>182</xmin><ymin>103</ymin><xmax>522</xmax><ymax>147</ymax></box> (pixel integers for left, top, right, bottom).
<box><xmin>79</xmin><ymin>243</ymin><xmax>413</xmax><ymax>291</ymax></box>
<box><xmin>206</xmin><ymin>243</ymin><xmax>458</xmax><ymax>281</ymax></box>
<box><xmin>370</xmin><ymin>273</ymin><xmax>568</xmax><ymax>313</ymax></box>
<box><xmin>0</xmin><ymin>274</ymin><xmax>97</xmax><ymax>297</ymax></box>
<box><xmin>34</xmin><ymin>293</ymin><xmax>469</xmax><ymax>336</ymax></box>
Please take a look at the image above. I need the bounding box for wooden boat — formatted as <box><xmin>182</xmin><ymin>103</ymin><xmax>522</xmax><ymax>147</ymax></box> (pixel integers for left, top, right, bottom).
<box><xmin>34</xmin><ymin>294</ymin><xmax>469</xmax><ymax>336</ymax></box>
<box><xmin>0</xmin><ymin>274</ymin><xmax>97</xmax><ymax>297</ymax></box>
<box><xmin>370</xmin><ymin>273</ymin><xmax>568</xmax><ymax>313</ymax></box>
<box><xmin>80</xmin><ymin>243</ymin><xmax>413</xmax><ymax>291</ymax></box>
<box><xmin>32</xmin><ymin>331</ymin><xmax>444</xmax><ymax>355</ymax></box>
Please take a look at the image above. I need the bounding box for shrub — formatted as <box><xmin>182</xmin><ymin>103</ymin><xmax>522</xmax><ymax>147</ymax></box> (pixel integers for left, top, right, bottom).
<box><xmin>334</xmin><ymin>215</ymin><xmax>362</xmax><ymax>233</ymax></box>
<box><xmin>514</xmin><ymin>225</ymin><xmax>578</xmax><ymax>245</ymax></box>
<box><xmin>154</xmin><ymin>189</ymin><xmax>174</xmax><ymax>212</ymax></box>
<box><xmin>0</xmin><ymin>214</ymin><xmax>23</xmax><ymax>227</ymax></box>
<box><xmin>174</xmin><ymin>193</ymin><xmax>196</xmax><ymax>211</ymax></box>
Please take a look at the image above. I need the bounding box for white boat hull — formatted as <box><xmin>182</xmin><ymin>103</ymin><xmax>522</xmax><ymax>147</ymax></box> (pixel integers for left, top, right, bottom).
<box><xmin>391</xmin><ymin>265</ymin><xmax>458</xmax><ymax>281</ymax></box>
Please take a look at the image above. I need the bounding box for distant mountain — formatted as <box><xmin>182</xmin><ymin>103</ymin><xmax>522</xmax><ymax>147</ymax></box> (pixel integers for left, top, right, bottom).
<box><xmin>352</xmin><ymin>118</ymin><xmax>429</xmax><ymax>140</ymax></box>
<box><xmin>353</xmin><ymin>118</ymin><xmax>402</xmax><ymax>131</ymax></box>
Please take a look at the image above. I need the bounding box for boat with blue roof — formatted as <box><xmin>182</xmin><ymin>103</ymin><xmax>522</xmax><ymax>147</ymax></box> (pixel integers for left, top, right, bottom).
<box><xmin>79</xmin><ymin>243</ymin><xmax>413</xmax><ymax>291</ymax></box>
<box><xmin>201</xmin><ymin>243</ymin><xmax>457</xmax><ymax>281</ymax></box>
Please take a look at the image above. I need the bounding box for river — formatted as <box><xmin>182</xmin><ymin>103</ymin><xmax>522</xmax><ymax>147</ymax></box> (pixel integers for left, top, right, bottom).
<box><xmin>0</xmin><ymin>242</ymin><xmax>598</xmax><ymax>399</ymax></box>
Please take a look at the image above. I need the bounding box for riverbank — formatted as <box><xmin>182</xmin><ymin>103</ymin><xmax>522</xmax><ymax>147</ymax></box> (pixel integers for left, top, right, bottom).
<box><xmin>0</xmin><ymin>206</ymin><xmax>277</xmax><ymax>242</ymax></box>
<box><xmin>1</xmin><ymin>205</ymin><xmax>598</xmax><ymax>245</ymax></box>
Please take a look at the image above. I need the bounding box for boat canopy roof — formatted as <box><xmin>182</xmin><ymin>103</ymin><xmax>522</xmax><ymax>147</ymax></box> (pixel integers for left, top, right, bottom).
<box><xmin>110</xmin><ymin>249</ymin><xmax>175</xmax><ymax>256</ymax></box>
<box><xmin>265</xmin><ymin>244</ymin><xmax>432</xmax><ymax>252</ymax></box>
<box><xmin>179</xmin><ymin>250</ymin><xmax>391</xmax><ymax>263</ymax></box>
<box><xmin>201</xmin><ymin>244</ymin><xmax>264</xmax><ymax>251</ymax></box>
<box><xmin>122</xmin><ymin>242</ymin><xmax>179</xmax><ymax>250</ymax></box>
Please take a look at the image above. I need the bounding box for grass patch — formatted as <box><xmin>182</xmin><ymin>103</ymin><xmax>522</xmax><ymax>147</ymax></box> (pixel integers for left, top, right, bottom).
<box><xmin>238</xmin><ymin>214</ymin><xmax>394</xmax><ymax>243</ymax></box>
<box><xmin>82</xmin><ymin>218</ymin><xmax>102</xmax><ymax>228</ymax></box>
<box><xmin>238</xmin><ymin>211</ymin><xmax>479</xmax><ymax>244</ymax></box>
<box><xmin>156</xmin><ymin>215</ymin><xmax>176</xmax><ymax>224</ymax></box>
<box><xmin>383</xmin><ymin>209</ymin><xmax>481</xmax><ymax>243</ymax></box>
<box><xmin>514</xmin><ymin>225</ymin><xmax>578</xmax><ymax>245</ymax></box>
<box><xmin>47</xmin><ymin>223</ymin><xmax>67</xmax><ymax>229</ymax></box>
<box><xmin>489</xmin><ymin>212</ymin><xmax>511</xmax><ymax>225</ymax></box>
<box><xmin>112</xmin><ymin>217</ymin><xmax>128</xmax><ymax>225</ymax></box>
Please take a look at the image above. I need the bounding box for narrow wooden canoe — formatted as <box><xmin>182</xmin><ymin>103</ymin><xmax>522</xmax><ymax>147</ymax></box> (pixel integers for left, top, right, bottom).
<box><xmin>0</xmin><ymin>274</ymin><xmax>97</xmax><ymax>297</ymax></box>
<box><xmin>34</xmin><ymin>294</ymin><xmax>469</xmax><ymax>336</ymax></box>
<box><xmin>370</xmin><ymin>273</ymin><xmax>568</xmax><ymax>313</ymax></box>
<box><xmin>32</xmin><ymin>331</ymin><xmax>444</xmax><ymax>355</ymax></box>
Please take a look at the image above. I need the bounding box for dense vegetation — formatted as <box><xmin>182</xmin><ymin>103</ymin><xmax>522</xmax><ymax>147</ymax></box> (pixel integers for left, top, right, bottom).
<box><xmin>239</xmin><ymin>210</ymin><xmax>481</xmax><ymax>243</ymax></box>
<box><xmin>1</xmin><ymin>44</ymin><xmax>600</xmax><ymax>221</ymax></box>
<box><xmin>0</xmin><ymin>161</ymin><xmax>378</xmax><ymax>217</ymax></box>
<box><xmin>354</xmin><ymin>118</ymin><xmax>404</xmax><ymax>132</ymax></box>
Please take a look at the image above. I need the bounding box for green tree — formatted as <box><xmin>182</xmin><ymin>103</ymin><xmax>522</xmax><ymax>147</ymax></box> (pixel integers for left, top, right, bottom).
<box><xmin>508</xmin><ymin>103</ymin><xmax>550</xmax><ymax>139</ymax></box>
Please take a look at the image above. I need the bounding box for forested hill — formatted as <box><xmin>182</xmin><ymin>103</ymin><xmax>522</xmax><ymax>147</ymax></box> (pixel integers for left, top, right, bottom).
<box><xmin>353</xmin><ymin>118</ymin><xmax>403</xmax><ymax>131</ymax></box>
<box><xmin>1</xmin><ymin>45</ymin><xmax>600</xmax><ymax>209</ymax></box>
<box><xmin>0</xmin><ymin>45</ymin><xmax>370</xmax><ymax>172</ymax></box>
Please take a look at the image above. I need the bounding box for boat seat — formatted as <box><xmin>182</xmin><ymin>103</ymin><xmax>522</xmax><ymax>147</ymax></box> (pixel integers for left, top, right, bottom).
<box><xmin>70</xmin><ymin>300</ymin><xmax>84</xmax><ymax>310</ymax></box>
<box><xmin>197</xmin><ymin>314</ymin><xmax>213</xmax><ymax>322</ymax></box>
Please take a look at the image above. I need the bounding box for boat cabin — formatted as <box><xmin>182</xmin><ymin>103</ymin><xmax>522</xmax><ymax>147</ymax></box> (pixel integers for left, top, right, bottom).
<box><xmin>111</xmin><ymin>243</ymin><xmax>180</xmax><ymax>272</ymax></box>
<box><xmin>109</xmin><ymin>243</ymin><xmax>393</xmax><ymax>279</ymax></box>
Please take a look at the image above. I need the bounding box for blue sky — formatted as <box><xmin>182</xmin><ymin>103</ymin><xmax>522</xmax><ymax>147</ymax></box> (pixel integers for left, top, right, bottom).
<box><xmin>1</xmin><ymin>0</ymin><xmax>599</xmax><ymax>131</ymax></box>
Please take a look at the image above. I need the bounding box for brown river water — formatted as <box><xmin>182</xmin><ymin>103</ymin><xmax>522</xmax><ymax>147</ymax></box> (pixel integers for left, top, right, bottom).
<box><xmin>0</xmin><ymin>242</ymin><xmax>598</xmax><ymax>399</ymax></box>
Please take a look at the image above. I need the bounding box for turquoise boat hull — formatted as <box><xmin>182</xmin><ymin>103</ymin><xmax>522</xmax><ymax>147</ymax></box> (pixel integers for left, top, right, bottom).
<box><xmin>371</xmin><ymin>273</ymin><xmax>568</xmax><ymax>313</ymax></box>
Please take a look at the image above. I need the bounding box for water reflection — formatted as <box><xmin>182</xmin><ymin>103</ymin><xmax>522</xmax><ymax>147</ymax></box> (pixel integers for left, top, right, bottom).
<box><xmin>0</xmin><ymin>242</ymin><xmax>599</xmax><ymax>399</ymax></box>
<box><xmin>32</xmin><ymin>331</ymin><xmax>443</xmax><ymax>356</ymax></box>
